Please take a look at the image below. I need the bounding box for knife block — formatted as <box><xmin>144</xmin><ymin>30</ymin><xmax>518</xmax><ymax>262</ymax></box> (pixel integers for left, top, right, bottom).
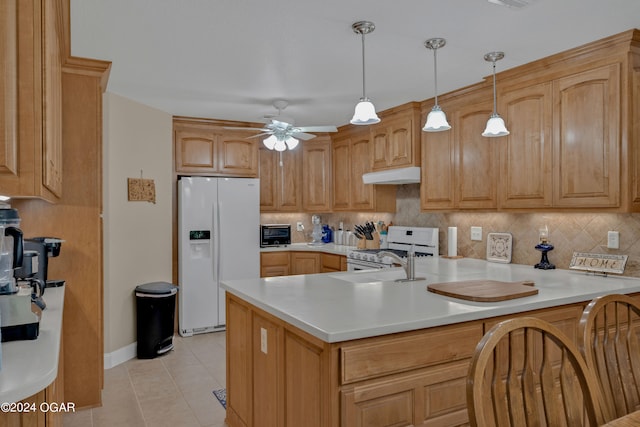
<box><xmin>365</xmin><ymin>232</ymin><xmax>380</xmax><ymax>249</ymax></box>
<box><xmin>357</xmin><ymin>239</ymin><xmax>366</xmax><ymax>249</ymax></box>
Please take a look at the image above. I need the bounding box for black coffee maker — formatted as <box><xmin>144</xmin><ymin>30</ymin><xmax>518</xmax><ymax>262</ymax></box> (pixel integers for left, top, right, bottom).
<box><xmin>23</xmin><ymin>237</ymin><xmax>65</xmax><ymax>288</ymax></box>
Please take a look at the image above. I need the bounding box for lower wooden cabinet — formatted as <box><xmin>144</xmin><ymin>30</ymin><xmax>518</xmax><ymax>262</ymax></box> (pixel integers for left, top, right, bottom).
<box><xmin>261</xmin><ymin>251</ymin><xmax>347</xmax><ymax>277</ymax></box>
<box><xmin>290</xmin><ymin>252</ymin><xmax>321</xmax><ymax>275</ymax></box>
<box><xmin>260</xmin><ymin>252</ymin><xmax>290</xmax><ymax>277</ymax></box>
<box><xmin>226</xmin><ymin>293</ymin><xmax>592</xmax><ymax>427</ymax></box>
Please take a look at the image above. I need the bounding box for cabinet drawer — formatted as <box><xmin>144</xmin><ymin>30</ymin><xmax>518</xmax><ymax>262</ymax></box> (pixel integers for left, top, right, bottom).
<box><xmin>341</xmin><ymin>322</ymin><xmax>482</xmax><ymax>384</ymax></box>
<box><xmin>260</xmin><ymin>251</ymin><xmax>289</xmax><ymax>266</ymax></box>
<box><xmin>322</xmin><ymin>253</ymin><xmax>342</xmax><ymax>271</ymax></box>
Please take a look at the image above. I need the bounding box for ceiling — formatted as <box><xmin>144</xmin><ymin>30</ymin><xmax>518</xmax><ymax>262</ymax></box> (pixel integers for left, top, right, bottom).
<box><xmin>71</xmin><ymin>0</ymin><xmax>640</xmax><ymax>128</ymax></box>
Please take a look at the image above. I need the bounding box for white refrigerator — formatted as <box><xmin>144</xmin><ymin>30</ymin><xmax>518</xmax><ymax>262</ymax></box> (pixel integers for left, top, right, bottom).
<box><xmin>178</xmin><ymin>176</ymin><xmax>260</xmax><ymax>336</ymax></box>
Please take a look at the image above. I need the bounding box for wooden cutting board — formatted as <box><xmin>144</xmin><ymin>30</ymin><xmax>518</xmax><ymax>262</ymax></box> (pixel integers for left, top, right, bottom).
<box><xmin>427</xmin><ymin>280</ymin><xmax>537</xmax><ymax>302</ymax></box>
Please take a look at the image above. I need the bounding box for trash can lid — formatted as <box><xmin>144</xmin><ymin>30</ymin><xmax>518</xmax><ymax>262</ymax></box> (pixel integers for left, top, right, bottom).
<box><xmin>135</xmin><ymin>281</ymin><xmax>178</xmax><ymax>295</ymax></box>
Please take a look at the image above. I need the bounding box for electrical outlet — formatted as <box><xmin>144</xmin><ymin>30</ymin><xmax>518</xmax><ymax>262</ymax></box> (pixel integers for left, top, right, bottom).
<box><xmin>607</xmin><ymin>231</ymin><xmax>620</xmax><ymax>249</ymax></box>
<box><xmin>260</xmin><ymin>327</ymin><xmax>268</xmax><ymax>354</ymax></box>
<box><xmin>297</xmin><ymin>221</ymin><xmax>304</xmax><ymax>232</ymax></box>
<box><xmin>470</xmin><ymin>226</ymin><xmax>483</xmax><ymax>241</ymax></box>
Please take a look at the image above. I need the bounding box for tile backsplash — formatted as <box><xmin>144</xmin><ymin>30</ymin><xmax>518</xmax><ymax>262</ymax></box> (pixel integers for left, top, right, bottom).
<box><xmin>261</xmin><ymin>184</ymin><xmax>640</xmax><ymax>277</ymax></box>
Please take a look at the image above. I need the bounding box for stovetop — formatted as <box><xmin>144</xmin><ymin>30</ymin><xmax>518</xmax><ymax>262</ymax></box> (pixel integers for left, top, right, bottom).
<box><xmin>347</xmin><ymin>226</ymin><xmax>439</xmax><ymax>265</ymax></box>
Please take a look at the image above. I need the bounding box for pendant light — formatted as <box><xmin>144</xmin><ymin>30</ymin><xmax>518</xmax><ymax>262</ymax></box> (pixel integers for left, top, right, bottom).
<box><xmin>482</xmin><ymin>51</ymin><xmax>510</xmax><ymax>137</ymax></box>
<box><xmin>350</xmin><ymin>21</ymin><xmax>380</xmax><ymax>125</ymax></box>
<box><xmin>422</xmin><ymin>38</ymin><xmax>451</xmax><ymax>132</ymax></box>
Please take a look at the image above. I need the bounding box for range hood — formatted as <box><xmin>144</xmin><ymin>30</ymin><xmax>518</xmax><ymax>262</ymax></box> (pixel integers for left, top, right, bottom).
<box><xmin>362</xmin><ymin>166</ymin><xmax>421</xmax><ymax>185</ymax></box>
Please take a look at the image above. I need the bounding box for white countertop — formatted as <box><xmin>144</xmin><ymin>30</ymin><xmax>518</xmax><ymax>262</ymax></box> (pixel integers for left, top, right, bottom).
<box><xmin>0</xmin><ymin>286</ymin><xmax>64</xmax><ymax>403</ymax></box>
<box><xmin>260</xmin><ymin>242</ymin><xmax>355</xmax><ymax>256</ymax></box>
<box><xmin>222</xmin><ymin>257</ymin><xmax>640</xmax><ymax>343</ymax></box>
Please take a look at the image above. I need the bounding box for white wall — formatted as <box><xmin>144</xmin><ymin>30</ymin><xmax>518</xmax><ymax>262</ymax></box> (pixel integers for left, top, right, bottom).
<box><xmin>103</xmin><ymin>92</ymin><xmax>173</xmax><ymax>358</ymax></box>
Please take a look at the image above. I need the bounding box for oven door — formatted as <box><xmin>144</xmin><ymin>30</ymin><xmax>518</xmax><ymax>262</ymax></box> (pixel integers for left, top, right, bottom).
<box><xmin>347</xmin><ymin>259</ymin><xmax>389</xmax><ymax>272</ymax></box>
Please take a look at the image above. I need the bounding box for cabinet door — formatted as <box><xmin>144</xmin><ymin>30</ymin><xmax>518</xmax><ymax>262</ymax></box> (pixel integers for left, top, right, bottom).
<box><xmin>499</xmin><ymin>82</ymin><xmax>553</xmax><ymax>208</ymax></box>
<box><xmin>387</xmin><ymin>115</ymin><xmax>414</xmax><ymax>168</ymax></box>
<box><xmin>455</xmin><ymin>102</ymin><xmax>498</xmax><ymax>209</ymax></box>
<box><xmin>0</xmin><ymin>0</ymin><xmax>18</xmax><ymax>178</ymax></box>
<box><xmin>42</xmin><ymin>0</ymin><xmax>63</xmax><ymax>197</ymax></box>
<box><xmin>421</xmin><ymin>127</ymin><xmax>455</xmax><ymax>210</ymax></box>
<box><xmin>259</xmin><ymin>147</ymin><xmax>278</xmax><ymax>211</ymax></box>
<box><xmin>260</xmin><ymin>147</ymin><xmax>301</xmax><ymax>212</ymax></box>
<box><xmin>331</xmin><ymin>138</ymin><xmax>351</xmax><ymax>210</ymax></box>
<box><xmin>553</xmin><ymin>64</ymin><xmax>620</xmax><ymax>207</ymax></box>
<box><xmin>302</xmin><ymin>138</ymin><xmax>331</xmax><ymax>212</ymax></box>
<box><xmin>290</xmin><ymin>252</ymin><xmax>320</xmax><ymax>275</ymax></box>
<box><xmin>218</xmin><ymin>133</ymin><xmax>258</xmax><ymax>176</ymax></box>
<box><xmin>370</xmin><ymin>124</ymin><xmax>389</xmax><ymax>171</ymax></box>
<box><xmin>350</xmin><ymin>135</ymin><xmax>375</xmax><ymax>210</ymax></box>
<box><xmin>253</xmin><ymin>313</ymin><xmax>281</xmax><ymax>427</ymax></box>
<box><xmin>175</xmin><ymin>128</ymin><xmax>217</xmax><ymax>173</ymax></box>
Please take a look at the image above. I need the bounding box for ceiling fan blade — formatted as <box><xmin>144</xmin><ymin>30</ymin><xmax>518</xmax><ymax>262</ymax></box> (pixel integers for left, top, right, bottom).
<box><xmin>292</xmin><ymin>132</ymin><xmax>317</xmax><ymax>141</ymax></box>
<box><xmin>296</xmin><ymin>125</ymin><xmax>338</xmax><ymax>133</ymax></box>
<box><xmin>223</xmin><ymin>126</ymin><xmax>270</xmax><ymax>132</ymax></box>
<box><xmin>246</xmin><ymin>132</ymin><xmax>272</xmax><ymax>139</ymax></box>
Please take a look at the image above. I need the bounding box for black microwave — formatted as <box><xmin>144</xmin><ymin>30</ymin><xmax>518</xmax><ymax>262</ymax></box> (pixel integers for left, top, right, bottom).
<box><xmin>260</xmin><ymin>224</ymin><xmax>291</xmax><ymax>247</ymax></box>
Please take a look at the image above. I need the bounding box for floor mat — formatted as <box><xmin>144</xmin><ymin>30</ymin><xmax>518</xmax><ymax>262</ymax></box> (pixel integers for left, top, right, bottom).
<box><xmin>213</xmin><ymin>388</ymin><xmax>226</xmax><ymax>409</ymax></box>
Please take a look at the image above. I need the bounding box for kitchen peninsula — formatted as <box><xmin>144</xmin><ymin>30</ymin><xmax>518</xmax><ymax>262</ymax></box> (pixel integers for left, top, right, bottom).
<box><xmin>222</xmin><ymin>258</ymin><xmax>640</xmax><ymax>427</ymax></box>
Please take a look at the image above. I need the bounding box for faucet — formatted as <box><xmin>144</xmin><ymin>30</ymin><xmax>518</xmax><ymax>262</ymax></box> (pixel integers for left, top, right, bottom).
<box><xmin>376</xmin><ymin>245</ymin><xmax>424</xmax><ymax>282</ymax></box>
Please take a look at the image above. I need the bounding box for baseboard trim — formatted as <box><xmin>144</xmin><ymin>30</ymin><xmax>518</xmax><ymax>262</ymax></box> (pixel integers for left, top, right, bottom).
<box><xmin>104</xmin><ymin>342</ymin><xmax>137</xmax><ymax>369</ymax></box>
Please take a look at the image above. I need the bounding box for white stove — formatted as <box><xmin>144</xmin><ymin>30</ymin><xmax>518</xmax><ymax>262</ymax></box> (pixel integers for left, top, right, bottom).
<box><xmin>347</xmin><ymin>226</ymin><xmax>439</xmax><ymax>271</ymax></box>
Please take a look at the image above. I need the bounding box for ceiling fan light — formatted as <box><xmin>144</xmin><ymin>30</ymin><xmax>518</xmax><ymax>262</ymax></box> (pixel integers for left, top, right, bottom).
<box><xmin>351</xmin><ymin>99</ymin><xmax>381</xmax><ymax>125</ymax></box>
<box><xmin>285</xmin><ymin>137</ymin><xmax>299</xmax><ymax>150</ymax></box>
<box><xmin>274</xmin><ymin>139</ymin><xmax>287</xmax><ymax>151</ymax></box>
<box><xmin>482</xmin><ymin>114</ymin><xmax>510</xmax><ymax>137</ymax></box>
<box><xmin>263</xmin><ymin>135</ymin><xmax>277</xmax><ymax>150</ymax></box>
<box><xmin>423</xmin><ymin>106</ymin><xmax>451</xmax><ymax>132</ymax></box>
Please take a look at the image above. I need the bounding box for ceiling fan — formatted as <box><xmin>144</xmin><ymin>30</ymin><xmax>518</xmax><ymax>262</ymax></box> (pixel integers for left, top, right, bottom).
<box><xmin>225</xmin><ymin>100</ymin><xmax>338</xmax><ymax>151</ymax></box>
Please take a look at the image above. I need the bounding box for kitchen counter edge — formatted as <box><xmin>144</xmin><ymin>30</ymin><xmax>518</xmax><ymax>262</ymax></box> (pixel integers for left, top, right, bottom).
<box><xmin>0</xmin><ymin>285</ymin><xmax>64</xmax><ymax>403</ymax></box>
<box><xmin>260</xmin><ymin>242</ymin><xmax>354</xmax><ymax>256</ymax></box>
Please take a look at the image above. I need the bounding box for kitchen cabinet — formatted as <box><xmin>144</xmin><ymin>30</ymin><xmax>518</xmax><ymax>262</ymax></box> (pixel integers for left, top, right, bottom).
<box><xmin>370</xmin><ymin>102</ymin><xmax>421</xmax><ymax>172</ymax></box>
<box><xmin>421</xmin><ymin>87</ymin><xmax>498</xmax><ymax>211</ymax></box>
<box><xmin>331</xmin><ymin>127</ymin><xmax>395</xmax><ymax>212</ymax></box>
<box><xmin>499</xmin><ymin>82</ymin><xmax>553</xmax><ymax>208</ymax></box>
<box><xmin>301</xmin><ymin>137</ymin><xmax>332</xmax><ymax>212</ymax></box>
<box><xmin>261</xmin><ymin>251</ymin><xmax>347</xmax><ymax>277</ymax></box>
<box><xmin>499</xmin><ymin>65</ymin><xmax>621</xmax><ymax>209</ymax></box>
<box><xmin>422</xmin><ymin>30</ymin><xmax>639</xmax><ymax>212</ymax></box>
<box><xmin>290</xmin><ymin>252</ymin><xmax>321</xmax><ymax>275</ymax></box>
<box><xmin>552</xmin><ymin>64</ymin><xmax>620</xmax><ymax>208</ymax></box>
<box><xmin>260</xmin><ymin>252</ymin><xmax>290</xmax><ymax>277</ymax></box>
<box><xmin>174</xmin><ymin>118</ymin><xmax>258</xmax><ymax>177</ymax></box>
<box><xmin>0</xmin><ymin>0</ymin><xmax>63</xmax><ymax>202</ymax></box>
<box><xmin>226</xmin><ymin>291</ymin><xmax>593</xmax><ymax>427</ymax></box>
<box><xmin>259</xmin><ymin>146</ymin><xmax>301</xmax><ymax>212</ymax></box>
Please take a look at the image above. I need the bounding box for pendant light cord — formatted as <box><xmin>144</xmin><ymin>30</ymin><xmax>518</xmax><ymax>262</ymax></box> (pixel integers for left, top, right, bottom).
<box><xmin>433</xmin><ymin>48</ymin><xmax>439</xmax><ymax>107</ymax></box>
<box><xmin>361</xmin><ymin>33</ymin><xmax>367</xmax><ymax>99</ymax></box>
<box><xmin>491</xmin><ymin>60</ymin><xmax>497</xmax><ymax>115</ymax></box>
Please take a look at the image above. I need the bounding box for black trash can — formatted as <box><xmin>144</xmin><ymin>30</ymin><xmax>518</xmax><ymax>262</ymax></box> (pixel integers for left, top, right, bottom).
<box><xmin>135</xmin><ymin>282</ymin><xmax>178</xmax><ymax>359</ymax></box>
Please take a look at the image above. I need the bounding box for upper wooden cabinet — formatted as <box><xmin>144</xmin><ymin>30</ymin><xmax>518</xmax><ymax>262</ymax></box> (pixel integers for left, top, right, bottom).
<box><xmin>174</xmin><ymin>118</ymin><xmax>258</xmax><ymax>177</ymax></box>
<box><xmin>370</xmin><ymin>103</ymin><xmax>421</xmax><ymax>172</ymax></box>
<box><xmin>423</xmin><ymin>29</ymin><xmax>640</xmax><ymax>212</ymax></box>
<box><xmin>332</xmin><ymin>127</ymin><xmax>396</xmax><ymax>212</ymax></box>
<box><xmin>259</xmin><ymin>146</ymin><xmax>301</xmax><ymax>212</ymax></box>
<box><xmin>301</xmin><ymin>137</ymin><xmax>332</xmax><ymax>212</ymax></box>
<box><xmin>0</xmin><ymin>0</ymin><xmax>63</xmax><ymax>202</ymax></box>
<box><xmin>421</xmin><ymin>87</ymin><xmax>498</xmax><ymax>210</ymax></box>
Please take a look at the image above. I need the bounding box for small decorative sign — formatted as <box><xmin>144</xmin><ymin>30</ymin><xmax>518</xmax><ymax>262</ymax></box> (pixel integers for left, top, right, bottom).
<box><xmin>127</xmin><ymin>177</ymin><xmax>156</xmax><ymax>204</ymax></box>
<box><xmin>569</xmin><ymin>252</ymin><xmax>628</xmax><ymax>275</ymax></box>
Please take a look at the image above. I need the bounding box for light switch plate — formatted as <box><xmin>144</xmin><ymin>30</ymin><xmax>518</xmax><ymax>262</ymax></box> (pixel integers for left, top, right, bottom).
<box><xmin>260</xmin><ymin>327</ymin><xmax>268</xmax><ymax>354</ymax></box>
<box><xmin>297</xmin><ymin>222</ymin><xmax>304</xmax><ymax>232</ymax></box>
<box><xmin>607</xmin><ymin>231</ymin><xmax>620</xmax><ymax>249</ymax></box>
<box><xmin>471</xmin><ymin>226</ymin><xmax>483</xmax><ymax>241</ymax></box>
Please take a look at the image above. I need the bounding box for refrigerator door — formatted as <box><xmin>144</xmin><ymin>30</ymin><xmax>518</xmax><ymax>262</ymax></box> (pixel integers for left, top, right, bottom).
<box><xmin>178</xmin><ymin>177</ymin><xmax>219</xmax><ymax>335</ymax></box>
<box><xmin>178</xmin><ymin>177</ymin><xmax>260</xmax><ymax>336</ymax></box>
<box><xmin>216</xmin><ymin>178</ymin><xmax>260</xmax><ymax>326</ymax></box>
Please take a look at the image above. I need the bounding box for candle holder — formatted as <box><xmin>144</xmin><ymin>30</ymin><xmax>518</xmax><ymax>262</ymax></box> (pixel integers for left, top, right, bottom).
<box><xmin>534</xmin><ymin>242</ymin><xmax>556</xmax><ymax>270</ymax></box>
<box><xmin>534</xmin><ymin>225</ymin><xmax>555</xmax><ymax>269</ymax></box>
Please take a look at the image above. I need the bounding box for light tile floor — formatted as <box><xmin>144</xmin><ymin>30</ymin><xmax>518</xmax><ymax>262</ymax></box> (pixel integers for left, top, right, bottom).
<box><xmin>64</xmin><ymin>332</ymin><xmax>229</xmax><ymax>427</ymax></box>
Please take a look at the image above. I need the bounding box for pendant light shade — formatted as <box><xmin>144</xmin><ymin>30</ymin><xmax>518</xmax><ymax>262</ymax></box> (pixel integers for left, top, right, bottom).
<box><xmin>263</xmin><ymin>135</ymin><xmax>277</xmax><ymax>150</ymax></box>
<box><xmin>482</xmin><ymin>51</ymin><xmax>509</xmax><ymax>137</ymax></box>
<box><xmin>263</xmin><ymin>134</ymin><xmax>299</xmax><ymax>151</ymax></box>
<box><xmin>350</xmin><ymin>21</ymin><xmax>380</xmax><ymax>125</ymax></box>
<box><xmin>422</xmin><ymin>38</ymin><xmax>451</xmax><ymax>132</ymax></box>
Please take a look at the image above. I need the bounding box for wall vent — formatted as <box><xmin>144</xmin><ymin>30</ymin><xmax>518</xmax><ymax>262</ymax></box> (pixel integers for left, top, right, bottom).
<box><xmin>487</xmin><ymin>0</ymin><xmax>537</xmax><ymax>9</ymax></box>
